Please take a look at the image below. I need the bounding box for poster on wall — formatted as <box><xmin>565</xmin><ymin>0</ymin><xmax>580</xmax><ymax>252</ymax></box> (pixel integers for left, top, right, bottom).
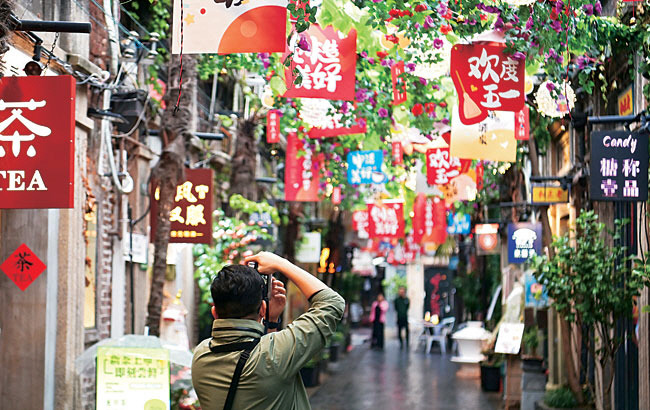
<box><xmin>507</xmin><ymin>222</ymin><xmax>542</xmax><ymax>264</ymax></box>
<box><xmin>97</xmin><ymin>347</ymin><xmax>170</xmax><ymax>410</ymax></box>
<box><xmin>283</xmin><ymin>25</ymin><xmax>357</xmax><ymax>101</ymax></box>
<box><xmin>0</xmin><ymin>75</ymin><xmax>75</xmax><ymax>209</ymax></box>
<box><xmin>449</xmin><ymin>105</ymin><xmax>516</xmax><ymax>162</ymax></box>
<box><xmin>172</xmin><ymin>0</ymin><xmax>287</xmax><ymax>54</ymax></box>
<box><xmin>450</xmin><ymin>42</ymin><xmax>525</xmax><ymax>125</ymax></box>
<box><xmin>285</xmin><ymin>132</ymin><xmax>320</xmax><ymax>201</ymax></box>
<box><xmin>589</xmin><ymin>130</ymin><xmax>648</xmax><ymax>202</ymax></box>
<box><xmin>150</xmin><ymin>168</ymin><xmax>214</xmax><ymax>244</ymax></box>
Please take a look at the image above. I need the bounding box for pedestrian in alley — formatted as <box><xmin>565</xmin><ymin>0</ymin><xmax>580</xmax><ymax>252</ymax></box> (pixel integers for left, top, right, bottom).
<box><xmin>394</xmin><ymin>286</ymin><xmax>410</xmax><ymax>349</ymax></box>
<box><xmin>191</xmin><ymin>252</ymin><xmax>345</xmax><ymax>410</ymax></box>
<box><xmin>369</xmin><ymin>293</ymin><xmax>389</xmax><ymax>349</ymax></box>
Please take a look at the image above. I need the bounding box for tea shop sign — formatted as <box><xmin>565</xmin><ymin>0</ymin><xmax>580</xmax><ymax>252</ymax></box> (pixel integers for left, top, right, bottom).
<box><xmin>150</xmin><ymin>168</ymin><xmax>213</xmax><ymax>244</ymax></box>
<box><xmin>589</xmin><ymin>131</ymin><xmax>648</xmax><ymax>202</ymax></box>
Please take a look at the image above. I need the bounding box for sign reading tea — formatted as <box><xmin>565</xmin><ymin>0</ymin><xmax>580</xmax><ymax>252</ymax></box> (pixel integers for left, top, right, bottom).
<box><xmin>589</xmin><ymin>131</ymin><xmax>648</xmax><ymax>202</ymax></box>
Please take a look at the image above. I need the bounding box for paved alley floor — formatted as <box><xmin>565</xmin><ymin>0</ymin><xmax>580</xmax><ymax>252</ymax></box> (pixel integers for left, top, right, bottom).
<box><xmin>310</xmin><ymin>328</ymin><xmax>502</xmax><ymax>410</ymax></box>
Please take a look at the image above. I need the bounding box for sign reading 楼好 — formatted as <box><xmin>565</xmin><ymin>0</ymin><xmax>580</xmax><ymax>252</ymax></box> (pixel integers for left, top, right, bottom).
<box><xmin>96</xmin><ymin>347</ymin><xmax>170</xmax><ymax>410</ymax></box>
<box><xmin>150</xmin><ymin>168</ymin><xmax>213</xmax><ymax>244</ymax></box>
<box><xmin>508</xmin><ymin>222</ymin><xmax>542</xmax><ymax>264</ymax></box>
<box><xmin>590</xmin><ymin>131</ymin><xmax>648</xmax><ymax>202</ymax></box>
<box><xmin>0</xmin><ymin>75</ymin><xmax>75</xmax><ymax>209</ymax></box>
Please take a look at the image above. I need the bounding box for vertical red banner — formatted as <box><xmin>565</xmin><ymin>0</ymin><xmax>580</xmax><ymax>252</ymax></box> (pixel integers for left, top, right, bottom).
<box><xmin>392</xmin><ymin>141</ymin><xmax>403</xmax><ymax>165</ymax></box>
<box><xmin>353</xmin><ymin>209</ymin><xmax>370</xmax><ymax>237</ymax></box>
<box><xmin>412</xmin><ymin>194</ymin><xmax>426</xmax><ymax>242</ymax></box>
<box><xmin>476</xmin><ymin>162</ymin><xmax>484</xmax><ymax>191</ymax></box>
<box><xmin>332</xmin><ymin>186</ymin><xmax>341</xmax><ymax>204</ymax></box>
<box><xmin>266</xmin><ymin>110</ymin><xmax>281</xmax><ymax>143</ymax></box>
<box><xmin>430</xmin><ymin>197</ymin><xmax>448</xmax><ymax>245</ymax></box>
<box><xmin>368</xmin><ymin>202</ymin><xmax>405</xmax><ymax>239</ymax></box>
<box><xmin>391</xmin><ymin>61</ymin><xmax>407</xmax><ymax>105</ymax></box>
<box><xmin>285</xmin><ymin>132</ymin><xmax>320</xmax><ymax>201</ymax></box>
<box><xmin>515</xmin><ymin>105</ymin><xmax>530</xmax><ymax>140</ymax></box>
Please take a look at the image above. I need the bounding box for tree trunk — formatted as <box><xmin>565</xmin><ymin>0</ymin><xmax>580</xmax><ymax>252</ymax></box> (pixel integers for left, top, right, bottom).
<box><xmin>145</xmin><ymin>54</ymin><xmax>197</xmax><ymax>336</ymax></box>
<box><xmin>229</xmin><ymin>117</ymin><xmax>259</xmax><ymax>201</ymax></box>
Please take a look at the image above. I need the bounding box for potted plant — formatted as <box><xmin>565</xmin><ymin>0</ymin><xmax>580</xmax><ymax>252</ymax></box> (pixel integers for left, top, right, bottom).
<box><xmin>300</xmin><ymin>354</ymin><xmax>321</xmax><ymax>388</ymax></box>
<box><xmin>479</xmin><ymin>351</ymin><xmax>503</xmax><ymax>392</ymax></box>
<box><xmin>521</xmin><ymin>325</ymin><xmax>543</xmax><ymax>370</ymax></box>
<box><xmin>534</xmin><ymin>387</ymin><xmax>590</xmax><ymax>410</ymax></box>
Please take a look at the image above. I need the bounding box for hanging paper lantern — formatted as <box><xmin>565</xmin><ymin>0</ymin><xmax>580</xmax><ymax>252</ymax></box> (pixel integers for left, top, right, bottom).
<box><xmin>535</xmin><ymin>81</ymin><xmax>576</xmax><ymax>118</ymax></box>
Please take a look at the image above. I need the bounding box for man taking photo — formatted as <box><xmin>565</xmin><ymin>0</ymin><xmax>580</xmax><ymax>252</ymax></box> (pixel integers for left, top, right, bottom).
<box><xmin>192</xmin><ymin>252</ymin><xmax>345</xmax><ymax>410</ymax></box>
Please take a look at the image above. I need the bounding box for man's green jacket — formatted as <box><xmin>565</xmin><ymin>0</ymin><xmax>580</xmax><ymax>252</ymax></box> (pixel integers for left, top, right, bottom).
<box><xmin>192</xmin><ymin>288</ymin><xmax>345</xmax><ymax>409</ymax></box>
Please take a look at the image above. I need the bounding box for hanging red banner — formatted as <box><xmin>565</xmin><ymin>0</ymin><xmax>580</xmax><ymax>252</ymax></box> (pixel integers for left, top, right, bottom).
<box><xmin>266</xmin><ymin>110</ymin><xmax>281</xmax><ymax>143</ymax></box>
<box><xmin>308</xmin><ymin>117</ymin><xmax>367</xmax><ymax>139</ymax></box>
<box><xmin>283</xmin><ymin>24</ymin><xmax>357</xmax><ymax>101</ymax></box>
<box><xmin>331</xmin><ymin>186</ymin><xmax>341</xmax><ymax>204</ymax></box>
<box><xmin>450</xmin><ymin>43</ymin><xmax>525</xmax><ymax>125</ymax></box>
<box><xmin>476</xmin><ymin>162</ymin><xmax>484</xmax><ymax>191</ymax></box>
<box><xmin>392</xmin><ymin>141</ymin><xmax>403</xmax><ymax>165</ymax></box>
<box><xmin>0</xmin><ymin>75</ymin><xmax>75</xmax><ymax>209</ymax></box>
<box><xmin>412</xmin><ymin>193</ymin><xmax>426</xmax><ymax>242</ymax></box>
<box><xmin>150</xmin><ymin>168</ymin><xmax>214</xmax><ymax>244</ymax></box>
<box><xmin>424</xmin><ymin>196</ymin><xmax>448</xmax><ymax>244</ymax></box>
<box><xmin>285</xmin><ymin>132</ymin><xmax>320</xmax><ymax>201</ymax></box>
<box><xmin>515</xmin><ymin>105</ymin><xmax>530</xmax><ymax>140</ymax></box>
<box><xmin>352</xmin><ymin>209</ymin><xmax>369</xmax><ymax>238</ymax></box>
<box><xmin>391</xmin><ymin>60</ymin><xmax>407</xmax><ymax>105</ymax></box>
<box><xmin>172</xmin><ymin>0</ymin><xmax>287</xmax><ymax>54</ymax></box>
<box><xmin>403</xmin><ymin>234</ymin><xmax>420</xmax><ymax>263</ymax></box>
<box><xmin>426</xmin><ymin>147</ymin><xmax>463</xmax><ymax>186</ymax></box>
<box><xmin>368</xmin><ymin>202</ymin><xmax>405</xmax><ymax>239</ymax></box>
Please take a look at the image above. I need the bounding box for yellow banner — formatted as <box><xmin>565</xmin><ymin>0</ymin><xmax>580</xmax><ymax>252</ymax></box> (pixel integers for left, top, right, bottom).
<box><xmin>618</xmin><ymin>86</ymin><xmax>633</xmax><ymax>116</ymax></box>
<box><xmin>531</xmin><ymin>186</ymin><xmax>568</xmax><ymax>203</ymax></box>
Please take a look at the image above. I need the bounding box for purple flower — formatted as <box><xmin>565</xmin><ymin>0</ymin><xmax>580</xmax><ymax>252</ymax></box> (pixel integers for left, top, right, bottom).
<box><xmin>595</xmin><ymin>1</ymin><xmax>602</xmax><ymax>14</ymax></box>
<box><xmin>381</xmin><ymin>59</ymin><xmax>390</xmax><ymax>67</ymax></box>
<box><xmin>419</xmin><ymin>77</ymin><xmax>428</xmax><ymax>85</ymax></box>
<box><xmin>355</xmin><ymin>89</ymin><xmax>368</xmax><ymax>102</ymax></box>
<box><xmin>414</xmin><ymin>23</ymin><xmax>421</xmax><ymax>29</ymax></box>
<box><xmin>368</xmin><ymin>58</ymin><xmax>376</xmax><ymax>64</ymax></box>
<box><xmin>494</xmin><ymin>16</ymin><xmax>504</xmax><ymax>30</ymax></box>
<box><xmin>341</xmin><ymin>102</ymin><xmax>350</xmax><ymax>114</ymax></box>
<box><xmin>442</xmin><ymin>118</ymin><xmax>450</xmax><ymax>125</ymax></box>
<box><xmin>263</xmin><ymin>61</ymin><xmax>271</xmax><ymax>69</ymax></box>
<box><xmin>433</xmin><ymin>38</ymin><xmax>444</xmax><ymax>49</ymax></box>
<box><xmin>551</xmin><ymin>20</ymin><xmax>562</xmax><ymax>33</ymax></box>
<box><xmin>360</xmin><ymin>51</ymin><xmax>368</xmax><ymax>58</ymax></box>
<box><xmin>512</xmin><ymin>51</ymin><xmax>526</xmax><ymax>61</ymax></box>
<box><xmin>432</xmin><ymin>84</ymin><xmax>440</xmax><ymax>90</ymax></box>
<box><xmin>437</xmin><ymin>2</ymin><xmax>448</xmax><ymax>15</ymax></box>
<box><xmin>555</xmin><ymin>0</ymin><xmax>564</xmax><ymax>14</ymax></box>
<box><xmin>546</xmin><ymin>82</ymin><xmax>556</xmax><ymax>92</ymax></box>
<box><xmin>358</xmin><ymin>119</ymin><xmax>367</xmax><ymax>127</ymax></box>
<box><xmin>576</xmin><ymin>55</ymin><xmax>589</xmax><ymax>69</ymax></box>
<box><xmin>526</xmin><ymin>16</ymin><xmax>534</xmax><ymax>30</ymax></box>
<box><xmin>297</xmin><ymin>35</ymin><xmax>311</xmax><ymax>51</ymax></box>
<box><xmin>469</xmin><ymin>19</ymin><xmax>477</xmax><ymax>25</ymax></box>
<box><xmin>406</xmin><ymin>62</ymin><xmax>416</xmax><ymax>72</ymax></box>
<box><xmin>378</xmin><ymin>108</ymin><xmax>389</xmax><ymax>118</ymax></box>
<box><xmin>424</xmin><ymin>16</ymin><xmax>435</xmax><ymax>29</ymax></box>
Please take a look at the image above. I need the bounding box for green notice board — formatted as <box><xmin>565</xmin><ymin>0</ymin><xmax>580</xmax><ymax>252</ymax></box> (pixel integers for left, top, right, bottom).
<box><xmin>97</xmin><ymin>347</ymin><xmax>170</xmax><ymax>410</ymax></box>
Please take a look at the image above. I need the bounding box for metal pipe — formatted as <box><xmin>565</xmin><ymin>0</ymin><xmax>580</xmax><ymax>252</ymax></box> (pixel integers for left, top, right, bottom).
<box><xmin>587</xmin><ymin>113</ymin><xmax>647</xmax><ymax>125</ymax></box>
<box><xmin>15</xmin><ymin>19</ymin><xmax>91</xmax><ymax>33</ymax></box>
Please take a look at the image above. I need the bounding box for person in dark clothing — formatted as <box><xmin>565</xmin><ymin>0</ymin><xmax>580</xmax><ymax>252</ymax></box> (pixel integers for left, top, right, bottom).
<box><xmin>394</xmin><ymin>286</ymin><xmax>410</xmax><ymax>349</ymax></box>
<box><xmin>369</xmin><ymin>293</ymin><xmax>388</xmax><ymax>349</ymax></box>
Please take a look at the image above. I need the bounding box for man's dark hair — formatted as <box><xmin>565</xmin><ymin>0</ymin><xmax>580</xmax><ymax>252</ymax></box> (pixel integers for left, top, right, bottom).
<box><xmin>211</xmin><ymin>264</ymin><xmax>264</xmax><ymax>319</ymax></box>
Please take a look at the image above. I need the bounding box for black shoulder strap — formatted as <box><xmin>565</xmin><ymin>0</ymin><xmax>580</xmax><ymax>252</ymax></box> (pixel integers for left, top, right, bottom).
<box><xmin>209</xmin><ymin>339</ymin><xmax>261</xmax><ymax>410</ymax></box>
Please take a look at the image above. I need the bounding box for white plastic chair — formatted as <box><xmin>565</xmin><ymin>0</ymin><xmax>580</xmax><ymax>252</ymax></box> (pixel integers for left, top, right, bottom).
<box><xmin>427</xmin><ymin>317</ymin><xmax>455</xmax><ymax>354</ymax></box>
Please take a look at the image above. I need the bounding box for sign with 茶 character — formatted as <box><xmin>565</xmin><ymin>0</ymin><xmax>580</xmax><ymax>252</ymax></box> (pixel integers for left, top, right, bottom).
<box><xmin>266</xmin><ymin>110</ymin><xmax>281</xmax><ymax>143</ymax></box>
<box><xmin>150</xmin><ymin>168</ymin><xmax>213</xmax><ymax>244</ymax></box>
<box><xmin>96</xmin><ymin>347</ymin><xmax>170</xmax><ymax>410</ymax></box>
<box><xmin>450</xmin><ymin>43</ymin><xmax>524</xmax><ymax>125</ymax></box>
<box><xmin>283</xmin><ymin>25</ymin><xmax>357</xmax><ymax>101</ymax></box>
<box><xmin>368</xmin><ymin>201</ymin><xmax>405</xmax><ymax>239</ymax></box>
<box><xmin>508</xmin><ymin>222</ymin><xmax>542</xmax><ymax>264</ymax></box>
<box><xmin>450</xmin><ymin>105</ymin><xmax>516</xmax><ymax>162</ymax></box>
<box><xmin>391</xmin><ymin>60</ymin><xmax>407</xmax><ymax>105</ymax></box>
<box><xmin>285</xmin><ymin>132</ymin><xmax>320</xmax><ymax>201</ymax></box>
<box><xmin>172</xmin><ymin>0</ymin><xmax>287</xmax><ymax>54</ymax></box>
<box><xmin>589</xmin><ymin>131</ymin><xmax>648</xmax><ymax>202</ymax></box>
<box><xmin>1</xmin><ymin>243</ymin><xmax>47</xmax><ymax>291</ymax></box>
<box><xmin>0</xmin><ymin>75</ymin><xmax>75</xmax><ymax>209</ymax></box>
<box><xmin>347</xmin><ymin>150</ymin><xmax>386</xmax><ymax>185</ymax></box>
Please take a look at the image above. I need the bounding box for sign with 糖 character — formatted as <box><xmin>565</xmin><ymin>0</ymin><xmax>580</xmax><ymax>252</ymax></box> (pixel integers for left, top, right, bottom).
<box><xmin>96</xmin><ymin>347</ymin><xmax>170</xmax><ymax>410</ymax></box>
<box><xmin>283</xmin><ymin>24</ymin><xmax>357</xmax><ymax>101</ymax></box>
<box><xmin>266</xmin><ymin>109</ymin><xmax>281</xmax><ymax>143</ymax></box>
<box><xmin>150</xmin><ymin>168</ymin><xmax>213</xmax><ymax>244</ymax></box>
<box><xmin>368</xmin><ymin>201</ymin><xmax>405</xmax><ymax>239</ymax></box>
<box><xmin>589</xmin><ymin>131</ymin><xmax>648</xmax><ymax>201</ymax></box>
<box><xmin>450</xmin><ymin>105</ymin><xmax>516</xmax><ymax>162</ymax></box>
<box><xmin>450</xmin><ymin>43</ymin><xmax>524</xmax><ymax>125</ymax></box>
<box><xmin>0</xmin><ymin>75</ymin><xmax>75</xmax><ymax>209</ymax></box>
<box><xmin>347</xmin><ymin>150</ymin><xmax>386</xmax><ymax>185</ymax></box>
<box><xmin>285</xmin><ymin>132</ymin><xmax>320</xmax><ymax>201</ymax></box>
<box><xmin>171</xmin><ymin>0</ymin><xmax>287</xmax><ymax>54</ymax></box>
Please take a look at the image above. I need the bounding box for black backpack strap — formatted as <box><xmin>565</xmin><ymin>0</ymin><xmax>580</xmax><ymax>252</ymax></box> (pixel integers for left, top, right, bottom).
<box><xmin>209</xmin><ymin>339</ymin><xmax>261</xmax><ymax>410</ymax></box>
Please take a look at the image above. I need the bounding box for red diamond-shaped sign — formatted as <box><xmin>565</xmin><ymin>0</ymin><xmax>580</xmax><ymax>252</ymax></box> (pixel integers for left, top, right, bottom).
<box><xmin>1</xmin><ymin>243</ymin><xmax>46</xmax><ymax>291</ymax></box>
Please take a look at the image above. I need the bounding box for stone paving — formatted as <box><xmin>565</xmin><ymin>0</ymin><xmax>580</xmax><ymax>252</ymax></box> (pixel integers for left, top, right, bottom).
<box><xmin>310</xmin><ymin>328</ymin><xmax>502</xmax><ymax>410</ymax></box>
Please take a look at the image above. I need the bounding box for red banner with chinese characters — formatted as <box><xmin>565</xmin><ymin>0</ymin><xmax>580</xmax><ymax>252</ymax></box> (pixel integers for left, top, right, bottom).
<box><xmin>424</xmin><ymin>196</ymin><xmax>447</xmax><ymax>244</ymax></box>
<box><xmin>331</xmin><ymin>186</ymin><xmax>341</xmax><ymax>204</ymax></box>
<box><xmin>283</xmin><ymin>24</ymin><xmax>357</xmax><ymax>101</ymax></box>
<box><xmin>0</xmin><ymin>76</ymin><xmax>75</xmax><ymax>209</ymax></box>
<box><xmin>353</xmin><ymin>209</ymin><xmax>369</xmax><ymax>237</ymax></box>
<box><xmin>308</xmin><ymin>117</ymin><xmax>367</xmax><ymax>139</ymax></box>
<box><xmin>285</xmin><ymin>132</ymin><xmax>320</xmax><ymax>201</ymax></box>
<box><xmin>150</xmin><ymin>168</ymin><xmax>213</xmax><ymax>244</ymax></box>
<box><xmin>450</xmin><ymin>43</ymin><xmax>525</xmax><ymax>125</ymax></box>
<box><xmin>426</xmin><ymin>147</ymin><xmax>462</xmax><ymax>186</ymax></box>
<box><xmin>392</xmin><ymin>141</ymin><xmax>403</xmax><ymax>165</ymax></box>
<box><xmin>403</xmin><ymin>234</ymin><xmax>420</xmax><ymax>263</ymax></box>
<box><xmin>391</xmin><ymin>60</ymin><xmax>407</xmax><ymax>105</ymax></box>
<box><xmin>515</xmin><ymin>105</ymin><xmax>529</xmax><ymax>140</ymax></box>
<box><xmin>412</xmin><ymin>194</ymin><xmax>427</xmax><ymax>242</ymax></box>
<box><xmin>368</xmin><ymin>201</ymin><xmax>405</xmax><ymax>239</ymax></box>
<box><xmin>266</xmin><ymin>109</ymin><xmax>281</xmax><ymax>143</ymax></box>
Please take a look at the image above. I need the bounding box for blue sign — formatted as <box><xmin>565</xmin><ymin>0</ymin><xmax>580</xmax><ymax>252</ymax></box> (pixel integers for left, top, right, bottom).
<box><xmin>524</xmin><ymin>272</ymin><xmax>549</xmax><ymax>308</ymax></box>
<box><xmin>347</xmin><ymin>150</ymin><xmax>385</xmax><ymax>185</ymax></box>
<box><xmin>507</xmin><ymin>222</ymin><xmax>542</xmax><ymax>264</ymax></box>
<box><xmin>447</xmin><ymin>213</ymin><xmax>471</xmax><ymax>235</ymax></box>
